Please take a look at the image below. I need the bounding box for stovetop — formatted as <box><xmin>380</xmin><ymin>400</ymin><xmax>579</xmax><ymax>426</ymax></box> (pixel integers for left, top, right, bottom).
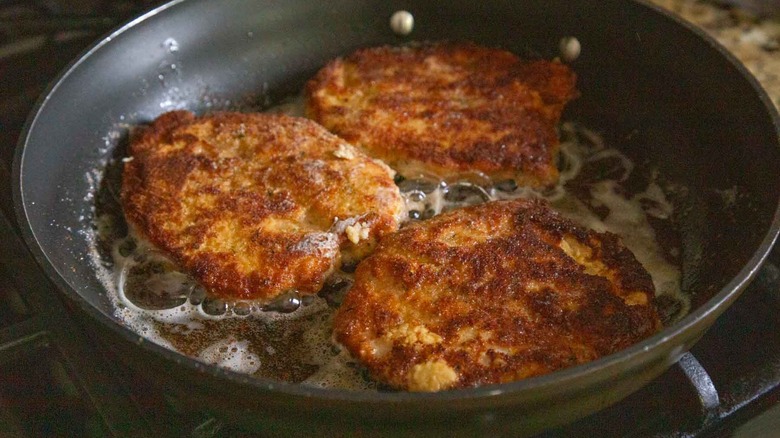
<box><xmin>1</xmin><ymin>1</ymin><xmax>779</xmax><ymax>436</ymax></box>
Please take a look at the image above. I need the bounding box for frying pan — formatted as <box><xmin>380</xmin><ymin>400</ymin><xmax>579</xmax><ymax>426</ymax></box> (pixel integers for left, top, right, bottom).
<box><xmin>13</xmin><ymin>0</ymin><xmax>780</xmax><ymax>435</ymax></box>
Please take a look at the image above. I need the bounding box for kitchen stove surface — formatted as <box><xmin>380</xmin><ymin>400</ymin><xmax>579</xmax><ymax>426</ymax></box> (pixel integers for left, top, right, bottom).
<box><xmin>1</xmin><ymin>1</ymin><xmax>779</xmax><ymax>436</ymax></box>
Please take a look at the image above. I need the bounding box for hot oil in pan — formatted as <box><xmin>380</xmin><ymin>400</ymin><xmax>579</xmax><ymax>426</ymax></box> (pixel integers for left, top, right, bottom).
<box><xmin>91</xmin><ymin>98</ymin><xmax>695</xmax><ymax>390</ymax></box>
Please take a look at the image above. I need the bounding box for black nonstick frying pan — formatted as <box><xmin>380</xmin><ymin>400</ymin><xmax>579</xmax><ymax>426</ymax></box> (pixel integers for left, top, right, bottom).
<box><xmin>13</xmin><ymin>0</ymin><xmax>780</xmax><ymax>436</ymax></box>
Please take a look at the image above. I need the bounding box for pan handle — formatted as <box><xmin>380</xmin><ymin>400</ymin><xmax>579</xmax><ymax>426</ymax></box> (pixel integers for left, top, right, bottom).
<box><xmin>677</xmin><ymin>352</ymin><xmax>721</xmax><ymax>425</ymax></box>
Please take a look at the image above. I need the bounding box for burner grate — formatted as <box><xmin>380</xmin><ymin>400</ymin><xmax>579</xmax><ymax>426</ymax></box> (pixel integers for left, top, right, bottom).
<box><xmin>0</xmin><ymin>0</ymin><xmax>164</xmax><ymax>225</ymax></box>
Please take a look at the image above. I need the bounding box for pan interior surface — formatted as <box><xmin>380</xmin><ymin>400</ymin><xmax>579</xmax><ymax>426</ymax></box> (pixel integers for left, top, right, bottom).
<box><xmin>13</xmin><ymin>0</ymin><xmax>780</xmax><ymax>435</ymax></box>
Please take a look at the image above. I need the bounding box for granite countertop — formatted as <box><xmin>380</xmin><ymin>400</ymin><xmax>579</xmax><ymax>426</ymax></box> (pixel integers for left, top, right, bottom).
<box><xmin>650</xmin><ymin>0</ymin><xmax>780</xmax><ymax>110</ymax></box>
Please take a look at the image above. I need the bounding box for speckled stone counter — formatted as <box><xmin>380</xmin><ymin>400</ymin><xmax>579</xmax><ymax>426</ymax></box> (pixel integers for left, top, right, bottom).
<box><xmin>650</xmin><ymin>0</ymin><xmax>780</xmax><ymax>110</ymax></box>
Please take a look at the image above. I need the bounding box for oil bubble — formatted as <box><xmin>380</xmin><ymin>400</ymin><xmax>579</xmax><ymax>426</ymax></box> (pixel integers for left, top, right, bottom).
<box><xmin>398</xmin><ymin>177</ymin><xmax>438</xmax><ymax>194</ymax></box>
<box><xmin>318</xmin><ymin>277</ymin><xmax>353</xmax><ymax>307</ymax></box>
<box><xmin>495</xmin><ymin>179</ymin><xmax>518</xmax><ymax>193</ymax></box>
<box><xmin>189</xmin><ymin>285</ymin><xmax>207</xmax><ymax>305</ymax></box>
<box><xmin>232</xmin><ymin>301</ymin><xmax>252</xmax><ymax>316</ymax></box>
<box><xmin>442</xmin><ymin>182</ymin><xmax>491</xmax><ymax>210</ymax></box>
<box><xmin>202</xmin><ymin>297</ymin><xmax>228</xmax><ymax>316</ymax></box>
<box><xmin>407</xmin><ymin>190</ymin><xmax>426</xmax><ymax>203</ymax></box>
<box><xmin>117</xmin><ymin>237</ymin><xmax>137</xmax><ymax>257</ymax></box>
<box><xmin>121</xmin><ymin>256</ymin><xmax>191</xmax><ymax>310</ymax></box>
<box><xmin>262</xmin><ymin>291</ymin><xmax>302</xmax><ymax>313</ymax></box>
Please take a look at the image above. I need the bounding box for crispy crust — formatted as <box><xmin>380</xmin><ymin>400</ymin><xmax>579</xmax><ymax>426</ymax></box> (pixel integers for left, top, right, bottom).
<box><xmin>334</xmin><ymin>199</ymin><xmax>661</xmax><ymax>391</ymax></box>
<box><xmin>121</xmin><ymin>111</ymin><xmax>404</xmax><ymax>301</ymax></box>
<box><xmin>306</xmin><ymin>42</ymin><xmax>578</xmax><ymax>187</ymax></box>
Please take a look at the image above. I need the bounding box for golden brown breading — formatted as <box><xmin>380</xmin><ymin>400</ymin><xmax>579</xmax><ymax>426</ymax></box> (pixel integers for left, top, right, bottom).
<box><xmin>334</xmin><ymin>199</ymin><xmax>661</xmax><ymax>391</ymax></box>
<box><xmin>306</xmin><ymin>42</ymin><xmax>578</xmax><ymax>187</ymax></box>
<box><xmin>121</xmin><ymin>111</ymin><xmax>404</xmax><ymax>301</ymax></box>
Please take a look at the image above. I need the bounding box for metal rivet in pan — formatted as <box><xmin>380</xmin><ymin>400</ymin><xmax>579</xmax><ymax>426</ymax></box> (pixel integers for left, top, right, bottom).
<box><xmin>162</xmin><ymin>37</ymin><xmax>179</xmax><ymax>53</ymax></box>
<box><xmin>559</xmin><ymin>36</ymin><xmax>581</xmax><ymax>62</ymax></box>
<box><xmin>390</xmin><ymin>10</ymin><xmax>414</xmax><ymax>36</ymax></box>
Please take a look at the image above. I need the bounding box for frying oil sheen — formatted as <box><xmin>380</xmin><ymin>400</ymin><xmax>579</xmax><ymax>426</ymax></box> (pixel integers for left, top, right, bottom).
<box><xmin>91</xmin><ymin>98</ymin><xmax>692</xmax><ymax>391</ymax></box>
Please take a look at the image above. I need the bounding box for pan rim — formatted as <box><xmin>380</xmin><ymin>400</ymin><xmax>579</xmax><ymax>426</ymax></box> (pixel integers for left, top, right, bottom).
<box><xmin>11</xmin><ymin>0</ymin><xmax>780</xmax><ymax>406</ymax></box>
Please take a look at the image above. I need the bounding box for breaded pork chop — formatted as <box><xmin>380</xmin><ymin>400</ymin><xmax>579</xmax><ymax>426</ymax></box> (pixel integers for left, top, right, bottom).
<box><xmin>306</xmin><ymin>42</ymin><xmax>578</xmax><ymax>187</ymax></box>
<box><xmin>334</xmin><ymin>199</ymin><xmax>661</xmax><ymax>391</ymax></box>
<box><xmin>122</xmin><ymin>111</ymin><xmax>404</xmax><ymax>302</ymax></box>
